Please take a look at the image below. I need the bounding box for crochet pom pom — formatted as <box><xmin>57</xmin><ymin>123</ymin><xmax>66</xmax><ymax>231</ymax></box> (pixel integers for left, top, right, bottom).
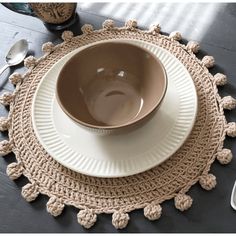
<box><xmin>0</xmin><ymin>140</ymin><xmax>12</xmax><ymax>156</ymax></box>
<box><xmin>202</xmin><ymin>56</ymin><xmax>215</xmax><ymax>68</ymax></box>
<box><xmin>226</xmin><ymin>122</ymin><xmax>236</xmax><ymax>137</ymax></box>
<box><xmin>77</xmin><ymin>209</ymin><xmax>97</xmax><ymax>229</ymax></box>
<box><xmin>6</xmin><ymin>162</ymin><xmax>23</xmax><ymax>180</ymax></box>
<box><xmin>0</xmin><ymin>117</ymin><xmax>10</xmax><ymax>131</ymax></box>
<box><xmin>112</xmin><ymin>211</ymin><xmax>130</xmax><ymax>229</ymax></box>
<box><xmin>0</xmin><ymin>92</ymin><xmax>14</xmax><ymax>106</ymax></box>
<box><xmin>81</xmin><ymin>24</ymin><xmax>94</xmax><ymax>34</ymax></box>
<box><xmin>169</xmin><ymin>31</ymin><xmax>182</xmax><ymax>41</ymax></box>
<box><xmin>21</xmin><ymin>183</ymin><xmax>39</xmax><ymax>202</ymax></box>
<box><xmin>102</xmin><ymin>19</ymin><xmax>115</xmax><ymax>29</ymax></box>
<box><xmin>125</xmin><ymin>19</ymin><xmax>137</xmax><ymax>30</ymax></box>
<box><xmin>174</xmin><ymin>194</ymin><xmax>193</xmax><ymax>211</ymax></box>
<box><xmin>186</xmin><ymin>41</ymin><xmax>200</xmax><ymax>53</ymax></box>
<box><xmin>217</xmin><ymin>148</ymin><xmax>233</xmax><ymax>165</ymax></box>
<box><xmin>46</xmin><ymin>196</ymin><xmax>65</xmax><ymax>217</ymax></box>
<box><xmin>61</xmin><ymin>31</ymin><xmax>74</xmax><ymax>41</ymax></box>
<box><xmin>9</xmin><ymin>72</ymin><xmax>22</xmax><ymax>85</ymax></box>
<box><xmin>144</xmin><ymin>203</ymin><xmax>162</xmax><ymax>220</ymax></box>
<box><xmin>199</xmin><ymin>174</ymin><xmax>216</xmax><ymax>190</ymax></box>
<box><xmin>221</xmin><ymin>96</ymin><xmax>236</xmax><ymax>110</ymax></box>
<box><xmin>214</xmin><ymin>73</ymin><xmax>227</xmax><ymax>86</ymax></box>
<box><xmin>149</xmin><ymin>24</ymin><xmax>161</xmax><ymax>35</ymax></box>
<box><xmin>42</xmin><ymin>42</ymin><xmax>55</xmax><ymax>54</ymax></box>
<box><xmin>24</xmin><ymin>56</ymin><xmax>37</xmax><ymax>68</ymax></box>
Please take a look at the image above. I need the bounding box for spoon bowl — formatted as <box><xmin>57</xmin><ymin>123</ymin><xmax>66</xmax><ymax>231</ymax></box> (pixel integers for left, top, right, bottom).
<box><xmin>6</xmin><ymin>39</ymin><xmax>29</xmax><ymax>66</ymax></box>
<box><xmin>0</xmin><ymin>39</ymin><xmax>29</xmax><ymax>75</ymax></box>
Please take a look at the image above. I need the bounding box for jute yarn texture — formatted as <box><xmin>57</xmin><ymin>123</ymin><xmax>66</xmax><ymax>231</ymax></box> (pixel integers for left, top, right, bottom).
<box><xmin>0</xmin><ymin>19</ymin><xmax>235</xmax><ymax>229</ymax></box>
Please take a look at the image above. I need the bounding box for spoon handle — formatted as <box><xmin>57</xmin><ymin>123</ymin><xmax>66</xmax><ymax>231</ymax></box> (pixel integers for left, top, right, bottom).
<box><xmin>0</xmin><ymin>64</ymin><xmax>9</xmax><ymax>76</ymax></box>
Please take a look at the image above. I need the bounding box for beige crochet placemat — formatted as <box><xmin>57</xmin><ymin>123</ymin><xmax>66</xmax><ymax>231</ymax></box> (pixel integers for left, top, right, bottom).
<box><xmin>1</xmin><ymin>19</ymin><xmax>236</xmax><ymax>229</ymax></box>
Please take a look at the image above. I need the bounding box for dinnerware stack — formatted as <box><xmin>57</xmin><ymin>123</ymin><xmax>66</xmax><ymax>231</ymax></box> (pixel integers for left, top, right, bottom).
<box><xmin>32</xmin><ymin>39</ymin><xmax>198</xmax><ymax>178</ymax></box>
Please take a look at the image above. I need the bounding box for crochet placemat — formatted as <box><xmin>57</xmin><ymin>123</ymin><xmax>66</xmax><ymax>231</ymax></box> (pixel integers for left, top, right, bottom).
<box><xmin>1</xmin><ymin>19</ymin><xmax>235</xmax><ymax>229</ymax></box>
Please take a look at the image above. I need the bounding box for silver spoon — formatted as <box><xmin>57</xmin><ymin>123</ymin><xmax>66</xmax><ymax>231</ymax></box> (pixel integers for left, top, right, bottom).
<box><xmin>0</xmin><ymin>39</ymin><xmax>29</xmax><ymax>75</ymax></box>
<box><xmin>231</xmin><ymin>181</ymin><xmax>236</xmax><ymax>210</ymax></box>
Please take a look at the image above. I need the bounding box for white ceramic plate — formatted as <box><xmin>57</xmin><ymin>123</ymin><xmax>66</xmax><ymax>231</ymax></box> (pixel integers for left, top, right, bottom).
<box><xmin>32</xmin><ymin>39</ymin><xmax>198</xmax><ymax>178</ymax></box>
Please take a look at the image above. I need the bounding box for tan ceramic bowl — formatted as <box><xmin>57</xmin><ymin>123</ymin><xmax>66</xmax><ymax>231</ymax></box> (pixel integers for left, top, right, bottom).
<box><xmin>56</xmin><ymin>42</ymin><xmax>167</xmax><ymax>135</ymax></box>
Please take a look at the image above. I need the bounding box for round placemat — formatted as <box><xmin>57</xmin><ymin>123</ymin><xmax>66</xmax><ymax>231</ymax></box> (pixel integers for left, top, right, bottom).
<box><xmin>1</xmin><ymin>19</ymin><xmax>235</xmax><ymax>229</ymax></box>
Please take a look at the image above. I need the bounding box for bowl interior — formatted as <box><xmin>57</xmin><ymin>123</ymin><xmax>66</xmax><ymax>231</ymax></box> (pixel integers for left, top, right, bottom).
<box><xmin>56</xmin><ymin>42</ymin><xmax>167</xmax><ymax>129</ymax></box>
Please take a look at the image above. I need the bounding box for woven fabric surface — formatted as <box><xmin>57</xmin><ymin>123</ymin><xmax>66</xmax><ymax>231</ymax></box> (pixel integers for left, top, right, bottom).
<box><xmin>1</xmin><ymin>20</ymin><xmax>235</xmax><ymax>229</ymax></box>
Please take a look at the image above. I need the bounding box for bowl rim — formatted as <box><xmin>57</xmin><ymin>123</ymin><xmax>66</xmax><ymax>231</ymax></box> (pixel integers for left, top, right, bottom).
<box><xmin>56</xmin><ymin>41</ymin><xmax>168</xmax><ymax>130</ymax></box>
